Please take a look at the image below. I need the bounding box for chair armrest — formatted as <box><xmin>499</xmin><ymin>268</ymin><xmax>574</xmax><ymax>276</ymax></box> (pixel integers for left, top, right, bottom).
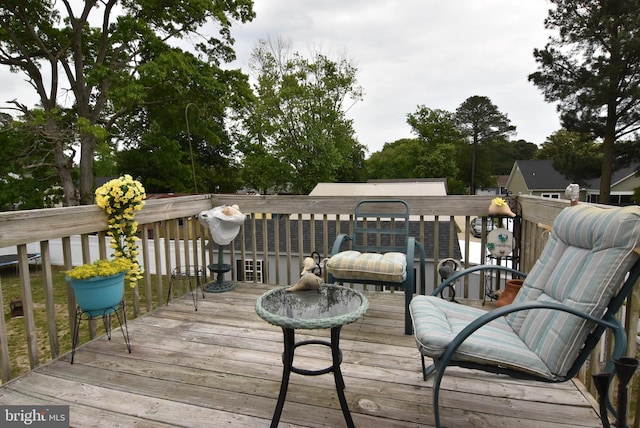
<box><xmin>407</xmin><ymin>237</ymin><xmax>426</xmax><ymax>295</ymax></box>
<box><xmin>330</xmin><ymin>233</ymin><xmax>353</xmax><ymax>256</ymax></box>
<box><xmin>431</xmin><ymin>264</ymin><xmax>526</xmax><ymax>297</ymax></box>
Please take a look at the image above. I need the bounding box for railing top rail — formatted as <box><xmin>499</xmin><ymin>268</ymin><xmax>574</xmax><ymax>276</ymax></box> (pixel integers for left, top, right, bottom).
<box><xmin>0</xmin><ymin>194</ymin><xmax>215</xmax><ymax>248</ymax></box>
<box><xmin>1</xmin><ymin>193</ymin><xmax>572</xmax><ymax>249</ymax></box>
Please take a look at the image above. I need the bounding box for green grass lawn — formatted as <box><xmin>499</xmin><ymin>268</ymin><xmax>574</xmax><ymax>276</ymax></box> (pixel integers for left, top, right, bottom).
<box><xmin>1</xmin><ymin>264</ymin><xmax>165</xmax><ymax>380</ymax></box>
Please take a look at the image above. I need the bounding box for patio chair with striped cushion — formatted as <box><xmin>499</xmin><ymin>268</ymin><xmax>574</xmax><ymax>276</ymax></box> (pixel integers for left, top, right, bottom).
<box><xmin>327</xmin><ymin>199</ymin><xmax>425</xmax><ymax>335</ymax></box>
<box><xmin>410</xmin><ymin>204</ymin><xmax>640</xmax><ymax>427</ymax></box>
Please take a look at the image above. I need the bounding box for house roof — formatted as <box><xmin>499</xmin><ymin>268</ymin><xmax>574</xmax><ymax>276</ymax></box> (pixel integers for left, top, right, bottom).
<box><xmin>309</xmin><ymin>180</ymin><xmax>447</xmax><ymax>197</ymax></box>
<box><xmin>509</xmin><ymin>160</ymin><xmax>571</xmax><ymax>191</ymax></box>
<box><xmin>508</xmin><ymin>159</ymin><xmax>640</xmax><ymax>194</ymax></box>
<box><xmin>584</xmin><ymin>163</ymin><xmax>640</xmax><ymax>190</ymax></box>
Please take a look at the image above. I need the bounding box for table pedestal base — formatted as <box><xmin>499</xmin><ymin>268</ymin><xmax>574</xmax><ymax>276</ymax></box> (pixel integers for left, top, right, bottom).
<box><xmin>271</xmin><ymin>326</ymin><xmax>354</xmax><ymax>428</ymax></box>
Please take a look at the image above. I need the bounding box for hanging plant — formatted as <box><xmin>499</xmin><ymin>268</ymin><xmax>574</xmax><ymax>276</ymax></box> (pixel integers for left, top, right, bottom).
<box><xmin>95</xmin><ymin>174</ymin><xmax>146</xmax><ymax>287</ymax></box>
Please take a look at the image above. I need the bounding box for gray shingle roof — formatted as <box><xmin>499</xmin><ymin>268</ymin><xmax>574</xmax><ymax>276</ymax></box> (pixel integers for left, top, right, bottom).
<box><xmin>516</xmin><ymin>160</ymin><xmax>571</xmax><ymax>190</ymax></box>
<box><xmin>584</xmin><ymin>162</ymin><xmax>640</xmax><ymax>190</ymax></box>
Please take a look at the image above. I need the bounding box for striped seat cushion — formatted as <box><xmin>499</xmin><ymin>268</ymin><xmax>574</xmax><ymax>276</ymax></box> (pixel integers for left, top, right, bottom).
<box><xmin>326</xmin><ymin>250</ymin><xmax>407</xmax><ymax>283</ymax></box>
<box><xmin>410</xmin><ymin>295</ymin><xmax>554</xmax><ymax>378</ymax></box>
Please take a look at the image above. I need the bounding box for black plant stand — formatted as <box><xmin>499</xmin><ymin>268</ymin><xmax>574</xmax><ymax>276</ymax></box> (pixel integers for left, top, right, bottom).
<box><xmin>204</xmin><ymin>244</ymin><xmax>236</xmax><ymax>293</ymax></box>
<box><xmin>71</xmin><ymin>300</ymin><xmax>131</xmax><ymax>364</ymax></box>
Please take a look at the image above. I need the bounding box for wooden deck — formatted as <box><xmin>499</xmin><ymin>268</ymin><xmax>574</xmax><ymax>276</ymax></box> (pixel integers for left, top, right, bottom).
<box><xmin>0</xmin><ymin>283</ymin><xmax>603</xmax><ymax>427</ymax></box>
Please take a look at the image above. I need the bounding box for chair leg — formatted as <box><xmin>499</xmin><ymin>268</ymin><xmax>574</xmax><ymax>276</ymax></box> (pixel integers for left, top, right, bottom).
<box><xmin>421</xmin><ymin>354</ymin><xmax>437</xmax><ymax>380</ymax></box>
<box><xmin>432</xmin><ymin>363</ymin><xmax>446</xmax><ymax>428</ymax></box>
<box><xmin>404</xmin><ymin>281</ymin><xmax>413</xmax><ymax>335</ymax></box>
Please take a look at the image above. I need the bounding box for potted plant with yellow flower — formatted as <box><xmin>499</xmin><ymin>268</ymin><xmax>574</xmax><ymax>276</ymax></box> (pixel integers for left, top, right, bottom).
<box><xmin>66</xmin><ymin>174</ymin><xmax>146</xmax><ymax>316</ymax></box>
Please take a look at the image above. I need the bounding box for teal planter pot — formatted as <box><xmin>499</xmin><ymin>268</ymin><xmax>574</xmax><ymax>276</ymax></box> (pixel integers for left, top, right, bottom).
<box><xmin>67</xmin><ymin>272</ymin><xmax>125</xmax><ymax>317</ymax></box>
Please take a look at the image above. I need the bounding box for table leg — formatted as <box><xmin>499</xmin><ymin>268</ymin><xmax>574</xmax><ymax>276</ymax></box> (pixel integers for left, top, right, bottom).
<box><xmin>331</xmin><ymin>326</ymin><xmax>354</xmax><ymax>428</ymax></box>
<box><xmin>271</xmin><ymin>327</ymin><xmax>295</xmax><ymax>427</ymax></box>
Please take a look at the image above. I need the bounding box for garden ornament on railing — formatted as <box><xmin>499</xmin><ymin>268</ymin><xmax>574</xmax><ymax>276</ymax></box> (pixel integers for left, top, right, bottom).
<box><xmin>199</xmin><ymin>205</ymin><xmax>246</xmax><ymax>292</ymax></box>
<box><xmin>488</xmin><ymin>197</ymin><xmax>516</xmax><ymax>217</ymax></box>
<box><xmin>436</xmin><ymin>258</ymin><xmax>462</xmax><ymax>302</ymax></box>
<box><xmin>565</xmin><ymin>183</ymin><xmax>580</xmax><ymax>206</ymax></box>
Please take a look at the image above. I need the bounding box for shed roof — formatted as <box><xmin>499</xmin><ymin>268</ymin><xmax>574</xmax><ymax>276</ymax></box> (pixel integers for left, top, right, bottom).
<box><xmin>309</xmin><ymin>180</ymin><xmax>447</xmax><ymax>197</ymax></box>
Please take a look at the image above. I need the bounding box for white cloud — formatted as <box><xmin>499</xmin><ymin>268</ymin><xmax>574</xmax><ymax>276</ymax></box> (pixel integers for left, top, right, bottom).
<box><xmin>224</xmin><ymin>0</ymin><xmax>560</xmax><ymax>154</ymax></box>
<box><xmin>0</xmin><ymin>0</ymin><xmax>560</xmax><ymax>155</ymax></box>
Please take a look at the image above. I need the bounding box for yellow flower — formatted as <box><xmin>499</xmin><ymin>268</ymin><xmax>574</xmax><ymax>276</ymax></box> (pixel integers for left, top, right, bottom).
<box><xmin>65</xmin><ymin>258</ymin><xmax>132</xmax><ymax>280</ymax></box>
<box><xmin>94</xmin><ymin>175</ymin><xmax>146</xmax><ymax>287</ymax></box>
<box><xmin>491</xmin><ymin>197</ymin><xmax>507</xmax><ymax>207</ymax></box>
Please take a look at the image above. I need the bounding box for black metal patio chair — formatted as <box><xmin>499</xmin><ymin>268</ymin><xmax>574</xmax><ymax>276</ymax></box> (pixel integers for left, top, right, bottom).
<box><xmin>326</xmin><ymin>199</ymin><xmax>425</xmax><ymax>335</ymax></box>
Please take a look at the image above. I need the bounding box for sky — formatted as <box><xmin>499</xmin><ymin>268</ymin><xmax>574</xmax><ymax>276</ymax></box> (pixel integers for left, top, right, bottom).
<box><xmin>222</xmin><ymin>0</ymin><xmax>561</xmax><ymax>155</ymax></box>
<box><xmin>0</xmin><ymin>0</ymin><xmax>561</xmax><ymax>156</ymax></box>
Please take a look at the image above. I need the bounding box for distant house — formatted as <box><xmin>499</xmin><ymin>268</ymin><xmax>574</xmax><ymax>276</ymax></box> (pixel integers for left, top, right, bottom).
<box><xmin>506</xmin><ymin>159</ymin><xmax>639</xmax><ymax>205</ymax></box>
<box><xmin>583</xmin><ymin>163</ymin><xmax>640</xmax><ymax>205</ymax></box>
<box><xmin>477</xmin><ymin>175</ymin><xmax>509</xmax><ymax>196</ymax></box>
<box><xmin>506</xmin><ymin>160</ymin><xmax>572</xmax><ymax>200</ymax></box>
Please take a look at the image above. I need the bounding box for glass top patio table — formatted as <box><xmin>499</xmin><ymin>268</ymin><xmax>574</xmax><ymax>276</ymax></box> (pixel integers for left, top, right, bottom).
<box><xmin>255</xmin><ymin>283</ymin><xmax>369</xmax><ymax>428</ymax></box>
<box><xmin>255</xmin><ymin>283</ymin><xmax>369</xmax><ymax>330</ymax></box>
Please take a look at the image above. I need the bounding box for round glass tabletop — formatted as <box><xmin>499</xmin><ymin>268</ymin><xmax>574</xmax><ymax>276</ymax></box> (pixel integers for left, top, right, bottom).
<box><xmin>255</xmin><ymin>284</ymin><xmax>369</xmax><ymax>330</ymax></box>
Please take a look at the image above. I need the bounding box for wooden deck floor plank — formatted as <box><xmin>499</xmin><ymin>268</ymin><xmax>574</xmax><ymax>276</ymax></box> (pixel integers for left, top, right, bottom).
<box><xmin>0</xmin><ymin>284</ymin><xmax>603</xmax><ymax>427</ymax></box>
<box><xmin>4</xmin><ymin>371</ymin><xmax>274</xmax><ymax>428</ymax></box>
<box><xmin>0</xmin><ymin>387</ymin><xmax>178</xmax><ymax>428</ymax></box>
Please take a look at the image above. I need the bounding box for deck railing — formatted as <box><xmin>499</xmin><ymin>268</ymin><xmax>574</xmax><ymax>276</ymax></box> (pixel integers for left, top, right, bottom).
<box><xmin>0</xmin><ymin>194</ymin><xmax>637</xmax><ymax>406</ymax></box>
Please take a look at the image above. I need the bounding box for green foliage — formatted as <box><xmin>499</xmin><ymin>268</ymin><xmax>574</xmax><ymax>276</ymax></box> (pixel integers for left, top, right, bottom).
<box><xmin>368</xmin><ymin>108</ymin><xmax>462</xmax><ymax>182</ymax></box>
<box><xmin>367</xmin><ymin>102</ymin><xmax>531</xmax><ymax>195</ymax></box>
<box><xmin>239</xmin><ymin>38</ymin><xmax>366</xmax><ymax>194</ymax></box>
<box><xmin>534</xmin><ymin>130</ymin><xmax>602</xmax><ymax>184</ymax></box>
<box><xmin>0</xmin><ymin>114</ymin><xmax>63</xmax><ymax>211</ymax></box>
<box><xmin>529</xmin><ymin>0</ymin><xmax>640</xmax><ymax>203</ymax></box>
<box><xmin>488</xmin><ymin>139</ymin><xmax>539</xmax><ymax>175</ymax></box>
<box><xmin>113</xmin><ymin>47</ymin><xmax>253</xmax><ymax>193</ymax></box>
<box><xmin>366</xmin><ymin>139</ymin><xmax>425</xmax><ymax>179</ymax></box>
<box><xmin>454</xmin><ymin>96</ymin><xmax>515</xmax><ymax>194</ymax></box>
<box><xmin>116</xmin><ymin>133</ymin><xmax>194</xmax><ymax>193</ymax></box>
<box><xmin>0</xmin><ymin>0</ymin><xmax>255</xmax><ymax>204</ymax></box>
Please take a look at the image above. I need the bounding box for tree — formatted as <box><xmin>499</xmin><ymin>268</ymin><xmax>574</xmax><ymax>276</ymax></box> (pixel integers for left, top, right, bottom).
<box><xmin>366</xmin><ymin>138</ymin><xmax>426</xmax><ymax>180</ymax></box>
<box><xmin>0</xmin><ymin>113</ymin><xmax>64</xmax><ymax>210</ymax></box>
<box><xmin>114</xmin><ymin>53</ymin><xmax>253</xmax><ymax>194</ymax></box>
<box><xmin>0</xmin><ymin>1</ymin><xmax>254</xmax><ymax>204</ymax></box>
<box><xmin>534</xmin><ymin>130</ymin><xmax>602</xmax><ymax>184</ymax></box>
<box><xmin>529</xmin><ymin>0</ymin><xmax>640</xmax><ymax>204</ymax></box>
<box><xmin>487</xmin><ymin>139</ymin><xmax>538</xmax><ymax>175</ymax></box>
<box><xmin>406</xmin><ymin>107</ymin><xmax>462</xmax><ymax>180</ymax></box>
<box><xmin>454</xmin><ymin>96</ymin><xmax>515</xmax><ymax>194</ymax></box>
<box><xmin>239</xmin><ymin>38</ymin><xmax>366</xmax><ymax>194</ymax></box>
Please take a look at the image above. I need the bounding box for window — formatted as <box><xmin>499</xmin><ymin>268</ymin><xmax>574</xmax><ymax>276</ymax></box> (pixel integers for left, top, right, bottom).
<box><xmin>243</xmin><ymin>259</ymin><xmax>263</xmax><ymax>283</ymax></box>
<box><xmin>541</xmin><ymin>193</ymin><xmax>560</xmax><ymax>199</ymax></box>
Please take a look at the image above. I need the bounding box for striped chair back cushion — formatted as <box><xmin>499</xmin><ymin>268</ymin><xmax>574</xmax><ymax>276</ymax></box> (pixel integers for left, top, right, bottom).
<box><xmin>506</xmin><ymin>204</ymin><xmax>640</xmax><ymax>377</ymax></box>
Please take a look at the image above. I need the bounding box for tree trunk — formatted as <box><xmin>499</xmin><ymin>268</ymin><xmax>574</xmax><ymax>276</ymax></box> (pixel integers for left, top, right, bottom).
<box><xmin>45</xmin><ymin>117</ymin><xmax>78</xmax><ymax>206</ymax></box>
<box><xmin>599</xmin><ymin>102</ymin><xmax>617</xmax><ymax>205</ymax></box>
<box><xmin>78</xmin><ymin>132</ymin><xmax>96</xmax><ymax>205</ymax></box>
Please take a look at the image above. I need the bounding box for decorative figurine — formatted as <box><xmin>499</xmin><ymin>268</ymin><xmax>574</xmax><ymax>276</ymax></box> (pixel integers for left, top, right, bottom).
<box><xmin>565</xmin><ymin>184</ymin><xmax>580</xmax><ymax>206</ymax></box>
<box><xmin>286</xmin><ymin>272</ymin><xmax>322</xmax><ymax>292</ymax></box>
<box><xmin>488</xmin><ymin>197</ymin><xmax>516</xmax><ymax>217</ymax></box>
